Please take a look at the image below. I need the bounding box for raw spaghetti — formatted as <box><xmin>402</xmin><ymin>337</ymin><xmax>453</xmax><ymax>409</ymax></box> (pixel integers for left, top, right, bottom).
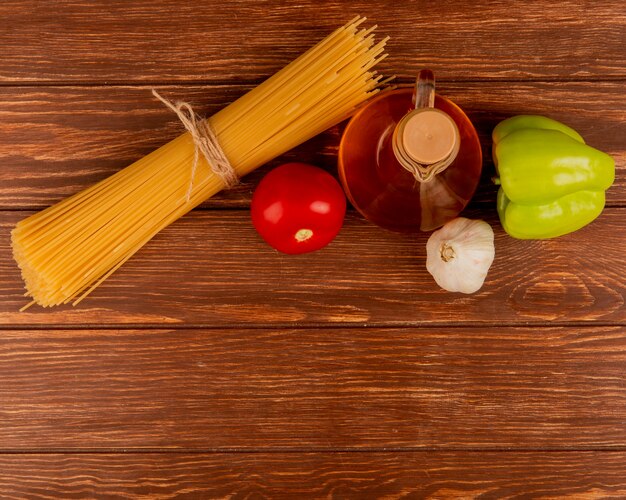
<box><xmin>12</xmin><ymin>16</ymin><xmax>389</xmax><ymax>309</ymax></box>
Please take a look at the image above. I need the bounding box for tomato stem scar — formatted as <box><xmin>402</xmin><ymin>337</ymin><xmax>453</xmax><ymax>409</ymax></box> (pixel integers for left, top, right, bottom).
<box><xmin>295</xmin><ymin>229</ymin><xmax>314</xmax><ymax>242</ymax></box>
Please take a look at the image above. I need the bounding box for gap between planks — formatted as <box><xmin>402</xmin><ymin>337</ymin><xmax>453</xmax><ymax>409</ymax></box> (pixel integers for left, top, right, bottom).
<box><xmin>2</xmin><ymin>202</ymin><xmax>625</xmax><ymax>211</ymax></box>
<box><xmin>0</xmin><ymin>322</ymin><xmax>623</xmax><ymax>331</ymax></box>
<box><xmin>1</xmin><ymin>76</ymin><xmax>626</xmax><ymax>88</ymax></box>
<box><xmin>2</xmin><ymin>447</ymin><xmax>626</xmax><ymax>455</ymax></box>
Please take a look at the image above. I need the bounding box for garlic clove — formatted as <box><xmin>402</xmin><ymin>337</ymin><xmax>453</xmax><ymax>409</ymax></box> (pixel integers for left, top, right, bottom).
<box><xmin>426</xmin><ymin>217</ymin><xmax>495</xmax><ymax>294</ymax></box>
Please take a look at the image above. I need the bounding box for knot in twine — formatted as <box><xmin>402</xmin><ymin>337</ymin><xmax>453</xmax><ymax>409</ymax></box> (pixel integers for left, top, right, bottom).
<box><xmin>152</xmin><ymin>90</ymin><xmax>238</xmax><ymax>202</ymax></box>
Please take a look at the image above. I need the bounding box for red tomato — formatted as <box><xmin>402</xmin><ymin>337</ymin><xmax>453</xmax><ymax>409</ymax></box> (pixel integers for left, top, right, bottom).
<box><xmin>251</xmin><ymin>163</ymin><xmax>346</xmax><ymax>254</ymax></box>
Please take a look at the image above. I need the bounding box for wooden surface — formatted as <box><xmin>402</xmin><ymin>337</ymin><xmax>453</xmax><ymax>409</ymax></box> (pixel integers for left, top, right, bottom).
<box><xmin>0</xmin><ymin>1</ymin><xmax>624</xmax><ymax>498</ymax></box>
<box><xmin>1</xmin><ymin>210</ymin><xmax>625</xmax><ymax>326</ymax></box>
<box><xmin>2</xmin><ymin>453</ymin><xmax>626</xmax><ymax>499</ymax></box>
<box><xmin>2</xmin><ymin>326</ymin><xmax>625</xmax><ymax>449</ymax></box>
<box><xmin>1</xmin><ymin>82</ymin><xmax>625</xmax><ymax>209</ymax></box>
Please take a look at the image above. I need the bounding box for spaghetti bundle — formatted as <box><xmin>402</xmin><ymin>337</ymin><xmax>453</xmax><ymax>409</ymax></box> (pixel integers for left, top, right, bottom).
<box><xmin>12</xmin><ymin>17</ymin><xmax>389</xmax><ymax>309</ymax></box>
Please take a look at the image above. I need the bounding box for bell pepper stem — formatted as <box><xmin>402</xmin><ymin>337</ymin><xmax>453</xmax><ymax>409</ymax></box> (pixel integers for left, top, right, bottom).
<box><xmin>492</xmin><ymin>176</ymin><xmax>501</xmax><ymax>185</ymax></box>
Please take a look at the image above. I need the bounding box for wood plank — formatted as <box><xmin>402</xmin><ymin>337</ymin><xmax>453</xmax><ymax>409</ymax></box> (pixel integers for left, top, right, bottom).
<box><xmin>0</xmin><ymin>326</ymin><xmax>625</xmax><ymax>449</ymax></box>
<box><xmin>0</xmin><ymin>0</ymin><xmax>624</xmax><ymax>83</ymax></box>
<box><xmin>1</xmin><ymin>452</ymin><xmax>626</xmax><ymax>499</ymax></box>
<box><xmin>1</xmin><ymin>210</ymin><xmax>623</xmax><ymax>326</ymax></box>
<box><xmin>0</xmin><ymin>82</ymin><xmax>624</xmax><ymax>209</ymax></box>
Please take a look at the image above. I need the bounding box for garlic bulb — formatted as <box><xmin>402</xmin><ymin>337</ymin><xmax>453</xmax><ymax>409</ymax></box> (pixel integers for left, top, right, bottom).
<box><xmin>426</xmin><ymin>217</ymin><xmax>495</xmax><ymax>294</ymax></box>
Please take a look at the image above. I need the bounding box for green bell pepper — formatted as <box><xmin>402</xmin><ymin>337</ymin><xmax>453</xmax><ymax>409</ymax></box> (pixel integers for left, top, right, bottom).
<box><xmin>493</xmin><ymin>115</ymin><xmax>615</xmax><ymax>239</ymax></box>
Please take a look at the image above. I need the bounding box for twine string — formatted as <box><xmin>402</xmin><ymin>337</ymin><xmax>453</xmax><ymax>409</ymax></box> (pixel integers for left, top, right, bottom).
<box><xmin>152</xmin><ymin>90</ymin><xmax>238</xmax><ymax>201</ymax></box>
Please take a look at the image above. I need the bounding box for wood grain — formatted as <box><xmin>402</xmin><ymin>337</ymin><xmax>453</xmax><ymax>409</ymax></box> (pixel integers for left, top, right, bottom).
<box><xmin>1</xmin><ymin>1</ymin><xmax>625</xmax><ymax>492</ymax></box>
<box><xmin>0</xmin><ymin>0</ymin><xmax>624</xmax><ymax>84</ymax></box>
<box><xmin>1</xmin><ymin>452</ymin><xmax>626</xmax><ymax>499</ymax></box>
<box><xmin>1</xmin><ymin>326</ymin><xmax>625</xmax><ymax>449</ymax></box>
<box><xmin>0</xmin><ymin>82</ymin><xmax>623</xmax><ymax>209</ymax></box>
<box><xmin>1</xmin><ymin>210</ymin><xmax>623</xmax><ymax>326</ymax></box>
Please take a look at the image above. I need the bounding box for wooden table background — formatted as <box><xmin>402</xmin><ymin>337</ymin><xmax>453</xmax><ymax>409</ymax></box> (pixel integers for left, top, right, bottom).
<box><xmin>0</xmin><ymin>0</ymin><xmax>625</xmax><ymax>498</ymax></box>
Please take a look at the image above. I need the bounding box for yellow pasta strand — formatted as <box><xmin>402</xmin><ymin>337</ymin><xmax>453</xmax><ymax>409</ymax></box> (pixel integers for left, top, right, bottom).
<box><xmin>11</xmin><ymin>17</ymin><xmax>389</xmax><ymax>308</ymax></box>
